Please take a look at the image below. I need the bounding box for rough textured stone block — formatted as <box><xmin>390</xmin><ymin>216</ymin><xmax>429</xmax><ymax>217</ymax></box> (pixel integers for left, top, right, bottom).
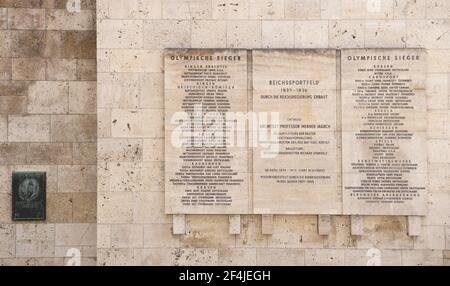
<box><xmin>192</xmin><ymin>20</ymin><xmax>227</xmax><ymax>48</ymax></box>
<box><xmin>257</xmin><ymin>248</ymin><xmax>305</xmax><ymax>265</ymax></box>
<box><xmin>108</xmin><ymin>0</ymin><xmax>162</xmax><ymax>19</ymax></box>
<box><xmin>27</xmin><ymin>143</ymin><xmax>72</xmax><ymax>164</ymax></box>
<box><xmin>110</xmin><ymin>49</ymin><xmax>162</xmax><ymax>73</ymax></box>
<box><xmin>427</xmin><ymin>73</ymin><xmax>449</xmax><ymax>110</ymax></box>
<box><xmin>402</xmin><ymin>250</ymin><xmax>443</xmax><ymax>266</ymax></box>
<box><xmin>46</xmin><ymin>59</ymin><xmax>77</xmax><ymax>81</ymax></box>
<box><xmin>12</xmin><ymin>58</ymin><xmax>46</xmax><ymax>80</ymax></box>
<box><xmin>98</xmin><ymin>19</ymin><xmax>143</xmax><ymax>49</ymax></box>
<box><xmin>46</xmin><ymin>193</ymin><xmax>73</xmax><ymax>223</ymax></box>
<box><xmin>51</xmin><ymin>115</ymin><xmax>96</xmax><ymax>142</ymax></box>
<box><xmin>143</xmin><ymin>224</ymin><xmax>179</xmax><ymax>248</ymax></box>
<box><xmin>7</xmin><ymin>115</ymin><xmax>50</xmax><ymax>142</ymax></box>
<box><xmin>344</xmin><ymin>249</ymin><xmax>402</xmax><ymax>266</ymax></box>
<box><xmin>394</xmin><ymin>0</ymin><xmax>426</xmax><ymax>19</ymax></box>
<box><xmin>97</xmin><ymin>248</ymin><xmax>135</xmax><ymax>266</ymax></box>
<box><xmin>218</xmin><ymin>248</ymin><xmax>256</xmax><ymax>266</ymax></box>
<box><xmin>69</xmin><ymin>81</ymin><xmax>96</xmax><ymax>114</ymax></box>
<box><xmin>173</xmin><ymin>248</ymin><xmax>218</xmax><ymax>266</ymax></box>
<box><xmin>268</xmin><ymin>216</ymin><xmax>324</xmax><ymax>248</ymax></box>
<box><xmin>181</xmin><ymin>215</ymin><xmax>236</xmax><ymax>248</ymax></box>
<box><xmin>294</xmin><ymin>21</ymin><xmax>328</xmax><ymax>48</ymax></box>
<box><xmin>162</xmin><ymin>0</ymin><xmax>211</xmax><ymax>20</ymax></box>
<box><xmin>226</xmin><ymin>20</ymin><xmax>262</xmax><ymax>49</ymax></box>
<box><xmin>58</xmin><ymin>165</ymin><xmax>96</xmax><ymax>193</ymax></box>
<box><xmin>341</xmin><ymin>0</ymin><xmax>394</xmax><ymax>19</ymax></box>
<box><xmin>8</xmin><ymin>8</ymin><xmax>45</xmax><ymax>29</ymax></box>
<box><xmin>111</xmin><ymin>224</ymin><xmax>143</xmax><ymax>248</ymax></box>
<box><xmin>0</xmin><ymin>96</ymin><xmax>26</xmax><ymax>114</ymax></box>
<box><xmin>0</xmin><ymin>225</ymin><xmax>15</xmax><ymax>258</ymax></box>
<box><xmin>325</xmin><ymin>216</ymin><xmax>356</xmax><ymax>248</ymax></box>
<box><xmin>97</xmin><ymin>138</ymin><xmax>143</xmax><ymax>162</ymax></box>
<box><xmin>0</xmin><ymin>115</ymin><xmax>7</xmax><ymax>142</ymax></box>
<box><xmin>329</xmin><ymin>20</ymin><xmax>365</xmax><ymax>48</ymax></box>
<box><xmin>285</xmin><ymin>0</ymin><xmax>321</xmax><ymax>19</ymax></box>
<box><xmin>0</xmin><ymin>58</ymin><xmax>11</xmax><ymax>80</ymax></box>
<box><xmin>46</xmin><ymin>9</ymin><xmax>95</xmax><ymax>30</ymax></box>
<box><xmin>134</xmin><ymin>192</ymin><xmax>170</xmax><ymax>224</ymax></box>
<box><xmin>262</xmin><ymin>21</ymin><xmax>294</xmax><ymax>48</ymax></box>
<box><xmin>16</xmin><ymin>224</ymin><xmax>55</xmax><ymax>258</ymax></box>
<box><xmin>72</xmin><ymin>192</ymin><xmax>96</xmax><ymax>223</ymax></box>
<box><xmin>237</xmin><ymin>215</ymin><xmax>268</xmax><ymax>248</ymax></box>
<box><xmin>212</xmin><ymin>0</ymin><xmax>250</xmax><ymax>19</ymax></box>
<box><xmin>111</xmin><ymin>109</ymin><xmax>163</xmax><ymax>138</ymax></box>
<box><xmin>98</xmin><ymin>73</ymin><xmax>140</xmax><ymax>109</ymax></box>
<box><xmin>143</xmin><ymin>20</ymin><xmax>191</xmax><ymax>49</ymax></box>
<box><xmin>305</xmin><ymin>249</ymin><xmax>345</xmax><ymax>266</ymax></box>
<box><xmin>414</xmin><ymin>225</ymin><xmax>445</xmax><ymax>249</ymax></box>
<box><xmin>364</xmin><ymin>20</ymin><xmax>407</xmax><ymax>48</ymax></box>
<box><xmin>98</xmin><ymin>192</ymin><xmax>133</xmax><ymax>224</ymax></box>
<box><xmin>28</xmin><ymin>81</ymin><xmax>68</xmax><ymax>114</ymax></box>
<box><xmin>55</xmin><ymin>223</ymin><xmax>96</xmax><ymax>246</ymax></box>
<box><xmin>249</xmin><ymin>0</ymin><xmax>284</xmax><ymax>19</ymax></box>
<box><xmin>73</xmin><ymin>142</ymin><xmax>96</xmax><ymax>165</ymax></box>
<box><xmin>77</xmin><ymin>59</ymin><xmax>96</xmax><ymax>81</ymax></box>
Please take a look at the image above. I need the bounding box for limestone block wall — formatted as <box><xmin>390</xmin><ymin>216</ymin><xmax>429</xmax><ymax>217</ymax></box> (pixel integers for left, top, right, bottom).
<box><xmin>96</xmin><ymin>0</ymin><xmax>450</xmax><ymax>266</ymax></box>
<box><xmin>0</xmin><ymin>0</ymin><xmax>97</xmax><ymax>265</ymax></box>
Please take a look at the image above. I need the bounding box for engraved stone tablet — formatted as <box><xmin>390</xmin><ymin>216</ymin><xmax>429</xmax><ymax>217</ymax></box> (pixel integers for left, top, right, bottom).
<box><xmin>341</xmin><ymin>49</ymin><xmax>427</xmax><ymax>215</ymax></box>
<box><xmin>252</xmin><ymin>50</ymin><xmax>341</xmax><ymax>214</ymax></box>
<box><xmin>164</xmin><ymin>49</ymin><xmax>250</xmax><ymax>214</ymax></box>
<box><xmin>12</xmin><ymin>172</ymin><xmax>46</xmax><ymax>221</ymax></box>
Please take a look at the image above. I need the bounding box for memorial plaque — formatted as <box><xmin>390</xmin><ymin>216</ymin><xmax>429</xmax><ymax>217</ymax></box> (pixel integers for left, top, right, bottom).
<box><xmin>341</xmin><ymin>49</ymin><xmax>427</xmax><ymax>215</ymax></box>
<box><xmin>252</xmin><ymin>50</ymin><xmax>341</xmax><ymax>214</ymax></box>
<box><xmin>12</xmin><ymin>172</ymin><xmax>46</xmax><ymax>221</ymax></box>
<box><xmin>164</xmin><ymin>49</ymin><xmax>250</xmax><ymax>214</ymax></box>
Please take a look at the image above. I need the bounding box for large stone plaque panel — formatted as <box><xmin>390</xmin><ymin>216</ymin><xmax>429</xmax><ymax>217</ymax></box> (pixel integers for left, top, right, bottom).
<box><xmin>252</xmin><ymin>50</ymin><xmax>341</xmax><ymax>214</ymax></box>
<box><xmin>342</xmin><ymin>49</ymin><xmax>427</xmax><ymax>215</ymax></box>
<box><xmin>165</xmin><ymin>49</ymin><xmax>250</xmax><ymax>214</ymax></box>
<box><xmin>12</xmin><ymin>172</ymin><xmax>46</xmax><ymax>221</ymax></box>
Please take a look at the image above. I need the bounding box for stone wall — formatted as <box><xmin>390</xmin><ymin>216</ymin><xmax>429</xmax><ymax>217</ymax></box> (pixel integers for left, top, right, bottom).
<box><xmin>96</xmin><ymin>0</ymin><xmax>450</xmax><ymax>266</ymax></box>
<box><xmin>0</xmin><ymin>0</ymin><xmax>97</xmax><ymax>265</ymax></box>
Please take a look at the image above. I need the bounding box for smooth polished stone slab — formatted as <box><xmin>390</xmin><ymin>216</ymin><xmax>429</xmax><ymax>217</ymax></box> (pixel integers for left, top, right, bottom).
<box><xmin>252</xmin><ymin>50</ymin><xmax>341</xmax><ymax>214</ymax></box>
<box><xmin>164</xmin><ymin>49</ymin><xmax>250</xmax><ymax>214</ymax></box>
<box><xmin>341</xmin><ymin>49</ymin><xmax>427</xmax><ymax>216</ymax></box>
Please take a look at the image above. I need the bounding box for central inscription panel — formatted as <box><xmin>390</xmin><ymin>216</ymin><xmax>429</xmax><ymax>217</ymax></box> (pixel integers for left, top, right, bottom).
<box><xmin>252</xmin><ymin>50</ymin><xmax>341</xmax><ymax>214</ymax></box>
<box><xmin>165</xmin><ymin>49</ymin><xmax>250</xmax><ymax>214</ymax></box>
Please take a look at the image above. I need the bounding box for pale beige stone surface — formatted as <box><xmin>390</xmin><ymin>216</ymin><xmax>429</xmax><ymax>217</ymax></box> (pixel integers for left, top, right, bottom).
<box><xmin>111</xmin><ymin>224</ymin><xmax>143</xmax><ymax>248</ymax></box>
<box><xmin>191</xmin><ymin>20</ymin><xmax>227</xmax><ymax>48</ymax></box>
<box><xmin>143</xmin><ymin>224</ymin><xmax>180</xmax><ymax>247</ymax></box>
<box><xmin>0</xmin><ymin>225</ymin><xmax>15</xmax><ymax>258</ymax></box>
<box><xmin>218</xmin><ymin>248</ymin><xmax>257</xmax><ymax>265</ymax></box>
<box><xmin>305</xmin><ymin>249</ymin><xmax>345</xmax><ymax>266</ymax></box>
<box><xmin>262</xmin><ymin>21</ymin><xmax>294</xmax><ymax>48</ymax></box>
<box><xmin>402</xmin><ymin>249</ymin><xmax>443</xmax><ymax>265</ymax></box>
<box><xmin>7</xmin><ymin>115</ymin><xmax>50</xmax><ymax>142</ymax></box>
<box><xmin>226</xmin><ymin>20</ymin><xmax>262</xmax><ymax>49</ymax></box>
<box><xmin>268</xmin><ymin>216</ymin><xmax>325</xmax><ymax>248</ymax></box>
<box><xmin>28</xmin><ymin>81</ymin><xmax>69</xmax><ymax>114</ymax></box>
<box><xmin>55</xmin><ymin>224</ymin><xmax>96</xmax><ymax>246</ymax></box>
<box><xmin>344</xmin><ymin>249</ymin><xmax>402</xmax><ymax>266</ymax></box>
<box><xmin>181</xmin><ymin>215</ymin><xmax>236</xmax><ymax>248</ymax></box>
<box><xmin>256</xmin><ymin>248</ymin><xmax>305</xmax><ymax>265</ymax></box>
<box><xmin>16</xmin><ymin>224</ymin><xmax>55</xmax><ymax>258</ymax></box>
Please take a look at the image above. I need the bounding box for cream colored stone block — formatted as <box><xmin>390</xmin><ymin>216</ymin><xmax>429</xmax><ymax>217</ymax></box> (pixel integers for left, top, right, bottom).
<box><xmin>325</xmin><ymin>216</ymin><xmax>356</xmax><ymax>248</ymax></box>
<box><xmin>46</xmin><ymin>10</ymin><xmax>95</xmax><ymax>30</ymax></box>
<box><xmin>305</xmin><ymin>249</ymin><xmax>345</xmax><ymax>266</ymax></box>
<box><xmin>427</xmin><ymin>111</ymin><xmax>449</xmax><ymax>139</ymax></box>
<box><xmin>329</xmin><ymin>20</ymin><xmax>364</xmax><ymax>48</ymax></box>
<box><xmin>143</xmin><ymin>139</ymin><xmax>163</xmax><ymax>162</ymax></box>
<box><xmin>97</xmin><ymin>51</ymin><xmax>110</xmax><ymax>73</ymax></box>
<box><xmin>141</xmin><ymin>162</ymin><xmax>164</xmax><ymax>192</ymax></box>
<box><xmin>446</xmin><ymin>227</ymin><xmax>450</xmax><ymax>249</ymax></box>
<box><xmin>212</xmin><ymin>0</ymin><xmax>250</xmax><ymax>19</ymax></box>
<box><xmin>318</xmin><ymin>215</ymin><xmax>331</xmax><ymax>236</ymax></box>
<box><xmin>97</xmin><ymin>224</ymin><xmax>111</xmax><ymax>249</ymax></box>
<box><xmin>261</xmin><ymin>214</ymin><xmax>274</xmax><ymax>235</ymax></box>
<box><xmin>426</xmin><ymin>0</ymin><xmax>450</xmax><ymax>19</ymax></box>
<box><xmin>28</xmin><ymin>81</ymin><xmax>69</xmax><ymax>114</ymax></box>
<box><xmin>97</xmin><ymin>0</ymin><xmax>110</xmax><ymax>19</ymax></box>
<box><xmin>7</xmin><ymin>115</ymin><xmax>50</xmax><ymax>142</ymax></box>
<box><xmin>110</xmin><ymin>49</ymin><xmax>162</xmax><ymax>73</ymax></box>
<box><xmin>393</xmin><ymin>0</ymin><xmax>426</xmax><ymax>19</ymax></box>
<box><xmin>55</xmin><ymin>224</ymin><xmax>96</xmax><ymax>246</ymax></box>
<box><xmin>173</xmin><ymin>214</ymin><xmax>186</xmax><ymax>235</ymax></box>
<box><xmin>344</xmin><ymin>249</ymin><xmax>402</xmax><ymax>266</ymax></box>
<box><xmin>174</xmin><ymin>248</ymin><xmax>219</xmax><ymax>266</ymax></box>
<box><xmin>192</xmin><ymin>20</ymin><xmax>227</xmax><ymax>48</ymax></box>
<box><xmin>98</xmin><ymin>192</ymin><xmax>134</xmax><ymax>224</ymax></box>
<box><xmin>402</xmin><ymin>250</ymin><xmax>443</xmax><ymax>265</ymax></box>
<box><xmin>97</xmin><ymin>108</ymin><xmax>111</xmax><ymax>138</ymax></box>
<box><xmin>0</xmin><ymin>115</ymin><xmax>6</xmax><ymax>142</ymax></box>
<box><xmin>256</xmin><ymin>248</ymin><xmax>305</xmax><ymax>265</ymax></box>
<box><xmin>98</xmin><ymin>73</ymin><xmax>140</xmax><ymax>109</ymax></box>
<box><xmin>97</xmin><ymin>138</ymin><xmax>143</xmax><ymax>162</ymax></box>
<box><xmin>423</xmin><ymin>193</ymin><xmax>450</xmax><ymax>225</ymax></box>
<box><xmin>0</xmin><ymin>225</ymin><xmax>14</xmax><ymax>258</ymax></box>
<box><xmin>98</xmin><ymin>19</ymin><xmax>143</xmax><ymax>49</ymax></box>
<box><xmin>143</xmin><ymin>20</ymin><xmax>191</xmax><ymax>49</ymax></box>
<box><xmin>356</xmin><ymin>216</ymin><xmax>414</xmax><ymax>249</ymax></box>
<box><xmin>16</xmin><ymin>224</ymin><xmax>55</xmax><ymax>258</ymax></box>
<box><xmin>73</xmin><ymin>143</ymin><xmax>96</xmax><ymax>165</ymax></box>
<box><xmin>108</xmin><ymin>0</ymin><xmax>162</xmax><ymax>19</ymax></box>
<box><xmin>139</xmin><ymin>73</ymin><xmax>163</xmax><ymax>109</ymax></box>
<box><xmin>414</xmin><ymin>225</ymin><xmax>446</xmax><ymax>249</ymax></box>
<box><xmin>181</xmin><ymin>215</ymin><xmax>236</xmax><ymax>248</ymax></box>
<box><xmin>58</xmin><ymin>165</ymin><xmax>96</xmax><ymax>193</ymax></box>
<box><xmin>69</xmin><ymin>81</ymin><xmax>96</xmax><ymax>114</ymax></box>
<box><xmin>406</xmin><ymin>20</ymin><xmax>450</xmax><ymax>49</ymax></box>
<box><xmin>236</xmin><ymin>215</ymin><xmax>268</xmax><ymax>247</ymax></box>
<box><xmin>428</xmin><ymin>139</ymin><xmax>449</xmax><ymax>163</ymax></box>
<box><xmin>111</xmin><ymin>224</ymin><xmax>143</xmax><ymax>248</ymax></box>
<box><xmin>427</xmin><ymin>50</ymin><xmax>450</xmax><ymax>73</ymax></box>
<box><xmin>226</xmin><ymin>20</ymin><xmax>262</xmax><ymax>48</ymax></box>
<box><xmin>365</xmin><ymin>20</ymin><xmax>407</xmax><ymax>48</ymax></box>
<box><xmin>0</xmin><ymin>166</ymin><xmax>12</xmax><ymax>194</ymax></box>
<box><xmin>262</xmin><ymin>21</ymin><xmax>294</xmax><ymax>48</ymax></box>
<box><xmin>0</xmin><ymin>193</ymin><xmax>11</xmax><ymax>224</ymax></box>
<box><xmin>55</xmin><ymin>246</ymin><xmax>97</xmax><ymax>258</ymax></box>
<box><xmin>162</xmin><ymin>0</ymin><xmax>212</xmax><ymax>19</ymax></box>
<box><xmin>107</xmin><ymin>162</ymin><xmax>143</xmax><ymax>192</ymax></box>
<box><xmin>427</xmin><ymin>73</ymin><xmax>449</xmax><ymax>110</ymax></box>
<box><xmin>134</xmin><ymin>192</ymin><xmax>171</xmax><ymax>223</ymax></box>
<box><xmin>268</xmin><ymin>216</ymin><xmax>325</xmax><ymax>248</ymax></box>
<box><xmin>341</xmin><ymin>0</ymin><xmax>394</xmax><ymax>19</ymax></box>
<box><xmin>51</xmin><ymin>115</ymin><xmax>96</xmax><ymax>142</ymax></box>
<box><xmin>249</xmin><ymin>0</ymin><xmax>285</xmax><ymax>19</ymax></box>
<box><xmin>285</xmin><ymin>0</ymin><xmax>321</xmax><ymax>19</ymax></box>
<box><xmin>294</xmin><ymin>21</ymin><xmax>328</xmax><ymax>48</ymax></box>
<box><xmin>321</xmin><ymin>0</ymin><xmax>342</xmax><ymax>19</ymax></box>
<box><xmin>8</xmin><ymin>8</ymin><xmax>45</xmax><ymax>29</ymax></box>
<box><xmin>134</xmin><ymin>248</ymin><xmax>175</xmax><ymax>265</ymax></box>
<box><xmin>97</xmin><ymin>248</ymin><xmax>135</xmax><ymax>266</ymax></box>
<box><xmin>218</xmin><ymin>248</ymin><xmax>256</xmax><ymax>266</ymax></box>
<box><xmin>111</xmin><ymin>109</ymin><xmax>163</xmax><ymax>138</ymax></box>
<box><xmin>428</xmin><ymin>163</ymin><xmax>450</xmax><ymax>193</ymax></box>
<box><xmin>143</xmin><ymin>224</ymin><xmax>180</xmax><ymax>247</ymax></box>
<box><xmin>46</xmin><ymin>59</ymin><xmax>77</xmax><ymax>81</ymax></box>
<box><xmin>229</xmin><ymin>215</ymin><xmax>241</xmax><ymax>235</ymax></box>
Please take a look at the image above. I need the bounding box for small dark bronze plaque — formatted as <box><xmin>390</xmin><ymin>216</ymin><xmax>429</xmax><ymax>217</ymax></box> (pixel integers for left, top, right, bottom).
<box><xmin>12</xmin><ymin>172</ymin><xmax>46</xmax><ymax>221</ymax></box>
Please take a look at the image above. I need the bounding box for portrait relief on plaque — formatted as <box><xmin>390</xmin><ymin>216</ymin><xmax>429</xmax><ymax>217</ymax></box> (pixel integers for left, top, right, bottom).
<box><xmin>12</xmin><ymin>172</ymin><xmax>46</xmax><ymax>221</ymax></box>
<box><xmin>164</xmin><ymin>49</ymin><xmax>250</xmax><ymax>214</ymax></box>
<box><xmin>341</xmin><ymin>49</ymin><xmax>427</xmax><ymax>216</ymax></box>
